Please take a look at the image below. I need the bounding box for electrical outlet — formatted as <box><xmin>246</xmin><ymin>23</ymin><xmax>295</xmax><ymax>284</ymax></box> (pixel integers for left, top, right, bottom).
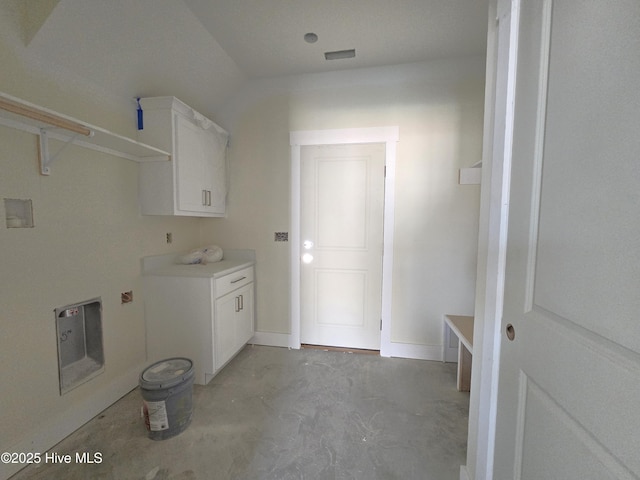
<box><xmin>274</xmin><ymin>232</ymin><xmax>289</xmax><ymax>242</ymax></box>
<box><xmin>166</xmin><ymin>232</ymin><xmax>172</xmax><ymax>244</ymax></box>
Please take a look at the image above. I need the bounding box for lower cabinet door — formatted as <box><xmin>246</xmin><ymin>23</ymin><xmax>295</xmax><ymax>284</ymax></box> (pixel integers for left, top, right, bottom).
<box><xmin>236</xmin><ymin>284</ymin><xmax>254</xmax><ymax>346</ymax></box>
<box><xmin>214</xmin><ymin>283</ymin><xmax>255</xmax><ymax>370</ymax></box>
<box><xmin>214</xmin><ymin>291</ymin><xmax>238</xmax><ymax>369</ymax></box>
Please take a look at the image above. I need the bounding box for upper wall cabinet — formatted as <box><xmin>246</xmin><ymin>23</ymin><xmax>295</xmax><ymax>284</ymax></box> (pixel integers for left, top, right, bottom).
<box><xmin>138</xmin><ymin>97</ymin><xmax>228</xmax><ymax>217</ymax></box>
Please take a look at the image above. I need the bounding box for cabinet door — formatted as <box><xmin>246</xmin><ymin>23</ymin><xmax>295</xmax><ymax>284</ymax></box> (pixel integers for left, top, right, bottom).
<box><xmin>235</xmin><ymin>283</ymin><xmax>254</xmax><ymax>347</ymax></box>
<box><xmin>175</xmin><ymin>113</ymin><xmax>209</xmax><ymax>213</ymax></box>
<box><xmin>214</xmin><ymin>282</ymin><xmax>254</xmax><ymax>370</ymax></box>
<box><xmin>214</xmin><ymin>291</ymin><xmax>238</xmax><ymax>369</ymax></box>
<box><xmin>202</xmin><ymin>128</ymin><xmax>227</xmax><ymax>215</ymax></box>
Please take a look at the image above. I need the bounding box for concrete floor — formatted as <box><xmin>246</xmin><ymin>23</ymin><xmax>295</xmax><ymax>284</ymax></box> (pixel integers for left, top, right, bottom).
<box><xmin>12</xmin><ymin>345</ymin><xmax>469</xmax><ymax>480</ymax></box>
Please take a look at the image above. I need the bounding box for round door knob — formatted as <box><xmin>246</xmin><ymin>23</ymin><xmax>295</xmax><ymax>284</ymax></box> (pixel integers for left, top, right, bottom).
<box><xmin>302</xmin><ymin>253</ymin><xmax>314</xmax><ymax>264</ymax></box>
<box><xmin>506</xmin><ymin>323</ymin><xmax>515</xmax><ymax>341</ymax></box>
<box><xmin>303</xmin><ymin>240</ymin><xmax>314</xmax><ymax>249</ymax></box>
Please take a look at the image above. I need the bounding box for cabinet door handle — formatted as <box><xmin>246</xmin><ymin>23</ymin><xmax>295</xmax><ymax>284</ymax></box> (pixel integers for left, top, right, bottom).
<box><xmin>231</xmin><ymin>276</ymin><xmax>247</xmax><ymax>284</ymax></box>
<box><xmin>235</xmin><ymin>296</ymin><xmax>240</xmax><ymax>312</ymax></box>
<box><xmin>202</xmin><ymin>189</ymin><xmax>207</xmax><ymax>206</ymax></box>
<box><xmin>239</xmin><ymin>294</ymin><xmax>244</xmax><ymax>311</ymax></box>
<box><xmin>206</xmin><ymin>190</ymin><xmax>212</xmax><ymax>206</ymax></box>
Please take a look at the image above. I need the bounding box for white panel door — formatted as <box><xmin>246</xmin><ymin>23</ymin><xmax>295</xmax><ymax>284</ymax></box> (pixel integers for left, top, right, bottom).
<box><xmin>300</xmin><ymin>143</ymin><xmax>385</xmax><ymax>350</ymax></box>
<box><xmin>493</xmin><ymin>1</ymin><xmax>640</xmax><ymax>478</ymax></box>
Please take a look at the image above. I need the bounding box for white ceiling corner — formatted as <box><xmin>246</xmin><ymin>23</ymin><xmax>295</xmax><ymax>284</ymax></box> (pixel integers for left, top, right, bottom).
<box><xmin>22</xmin><ymin>0</ymin><xmax>245</xmax><ymax>118</ymax></box>
<box><xmin>22</xmin><ymin>0</ymin><xmax>61</xmax><ymax>45</ymax></box>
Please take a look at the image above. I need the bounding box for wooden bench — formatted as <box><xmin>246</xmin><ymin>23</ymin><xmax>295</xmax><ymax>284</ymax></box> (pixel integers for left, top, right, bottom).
<box><xmin>444</xmin><ymin>315</ymin><xmax>474</xmax><ymax>392</ymax></box>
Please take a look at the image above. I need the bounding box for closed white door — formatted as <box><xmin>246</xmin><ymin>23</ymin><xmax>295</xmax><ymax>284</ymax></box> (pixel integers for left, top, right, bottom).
<box><xmin>493</xmin><ymin>0</ymin><xmax>640</xmax><ymax>478</ymax></box>
<box><xmin>300</xmin><ymin>143</ymin><xmax>385</xmax><ymax>350</ymax></box>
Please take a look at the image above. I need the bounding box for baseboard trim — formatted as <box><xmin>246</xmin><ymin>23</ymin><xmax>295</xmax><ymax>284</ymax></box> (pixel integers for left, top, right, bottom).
<box><xmin>386</xmin><ymin>341</ymin><xmax>443</xmax><ymax>361</ymax></box>
<box><xmin>460</xmin><ymin>465</ymin><xmax>471</xmax><ymax>480</ymax></box>
<box><xmin>250</xmin><ymin>331</ymin><xmax>292</xmax><ymax>348</ymax></box>
<box><xmin>250</xmin><ymin>332</ymin><xmax>443</xmax><ymax>362</ymax></box>
<box><xmin>301</xmin><ymin>344</ymin><xmax>379</xmax><ymax>355</ymax></box>
<box><xmin>0</xmin><ymin>362</ymin><xmax>145</xmax><ymax>480</ymax></box>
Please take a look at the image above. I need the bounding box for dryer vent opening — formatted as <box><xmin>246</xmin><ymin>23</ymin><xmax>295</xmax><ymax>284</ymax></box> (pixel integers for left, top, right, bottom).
<box><xmin>55</xmin><ymin>298</ymin><xmax>104</xmax><ymax>394</ymax></box>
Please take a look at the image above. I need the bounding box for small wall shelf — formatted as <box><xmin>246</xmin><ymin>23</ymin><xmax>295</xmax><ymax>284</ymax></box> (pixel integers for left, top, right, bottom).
<box><xmin>0</xmin><ymin>92</ymin><xmax>171</xmax><ymax>175</ymax></box>
<box><xmin>459</xmin><ymin>161</ymin><xmax>482</xmax><ymax>185</ymax></box>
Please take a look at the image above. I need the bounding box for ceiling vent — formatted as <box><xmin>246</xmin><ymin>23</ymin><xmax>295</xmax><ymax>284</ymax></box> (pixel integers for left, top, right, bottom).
<box><xmin>324</xmin><ymin>49</ymin><xmax>356</xmax><ymax>60</ymax></box>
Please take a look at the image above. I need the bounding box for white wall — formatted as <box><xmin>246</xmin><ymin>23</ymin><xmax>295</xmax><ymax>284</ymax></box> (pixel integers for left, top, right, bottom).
<box><xmin>0</xmin><ymin>4</ymin><xmax>203</xmax><ymax>477</ymax></box>
<box><xmin>204</xmin><ymin>57</ymin><xmax>485</xmax><ymax>352</ymax></box>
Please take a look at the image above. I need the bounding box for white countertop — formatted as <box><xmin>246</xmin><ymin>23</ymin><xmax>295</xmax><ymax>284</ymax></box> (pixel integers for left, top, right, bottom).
<box><xmin>142</xmin><ymin>250</ymin><xmax>255</xmax><ymax>279</ymax></box>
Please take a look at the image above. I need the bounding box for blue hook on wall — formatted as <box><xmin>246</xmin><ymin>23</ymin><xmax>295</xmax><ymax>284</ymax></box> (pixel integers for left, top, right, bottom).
<box><xmin>136</xmin><ymin>98</ymin><xmax>143</xmax><ymax>130</ymax></box>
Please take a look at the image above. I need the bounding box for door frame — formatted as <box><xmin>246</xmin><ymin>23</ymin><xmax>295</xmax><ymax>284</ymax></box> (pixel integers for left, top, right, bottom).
<box><xmin>464</xmin><ymin>0</ymin><xmax>520</xmax><ymax>479</ymax></box>
<box><xmin>289</xmin><ymin>127</ymin><xmax>399</xmax><ymax>357</ymax></box>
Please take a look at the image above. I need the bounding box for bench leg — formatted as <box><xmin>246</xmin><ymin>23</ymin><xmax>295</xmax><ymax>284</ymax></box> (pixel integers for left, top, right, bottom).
<box><xmin>457</xmin><ymin>342</ymin><xmax>472</xmax><ymax>392</ymax></box>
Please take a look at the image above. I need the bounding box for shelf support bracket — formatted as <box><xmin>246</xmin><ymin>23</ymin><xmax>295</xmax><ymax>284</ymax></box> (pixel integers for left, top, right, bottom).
<box><xmin>38</xmin><ymin>128</ymin><xmax>81</xmax><ymax>175</ymax></box>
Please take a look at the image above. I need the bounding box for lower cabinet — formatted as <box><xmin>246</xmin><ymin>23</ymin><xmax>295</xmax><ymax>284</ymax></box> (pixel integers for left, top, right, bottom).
<box><xmin>215</xmin><ymin>282</ymin><xmax>254</xmax><ymax>370</ymax></box>
<box><xmin>144</xmin><ymin>264</ymin><xmax>255</xmax><ymax>385</ymax></box>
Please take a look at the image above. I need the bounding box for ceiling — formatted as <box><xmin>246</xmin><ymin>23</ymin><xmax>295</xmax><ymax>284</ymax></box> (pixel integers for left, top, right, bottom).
<box><xmin>12</xmin><ymin>0</ymin><xmax>489</xmax><ymax>122</ymax></box>
<box><xmin>184</xmin><ymin>0</ymin><xmax>490</xmax><ymax>78</ymax></box>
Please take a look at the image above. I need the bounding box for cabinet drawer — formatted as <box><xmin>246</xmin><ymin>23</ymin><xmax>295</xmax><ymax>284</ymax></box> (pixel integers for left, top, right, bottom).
<box><xmin>215</xmin><ymin>266</ymin><xmax>254</xmax><ymax>298</ymax></box>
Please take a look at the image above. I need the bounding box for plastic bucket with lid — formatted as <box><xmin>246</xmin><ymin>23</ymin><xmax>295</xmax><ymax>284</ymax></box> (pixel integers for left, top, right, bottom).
<box><xmin>139</xmin><ymin>357</ymin><xmax>194</xmax><ymax>440</ymax></box>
